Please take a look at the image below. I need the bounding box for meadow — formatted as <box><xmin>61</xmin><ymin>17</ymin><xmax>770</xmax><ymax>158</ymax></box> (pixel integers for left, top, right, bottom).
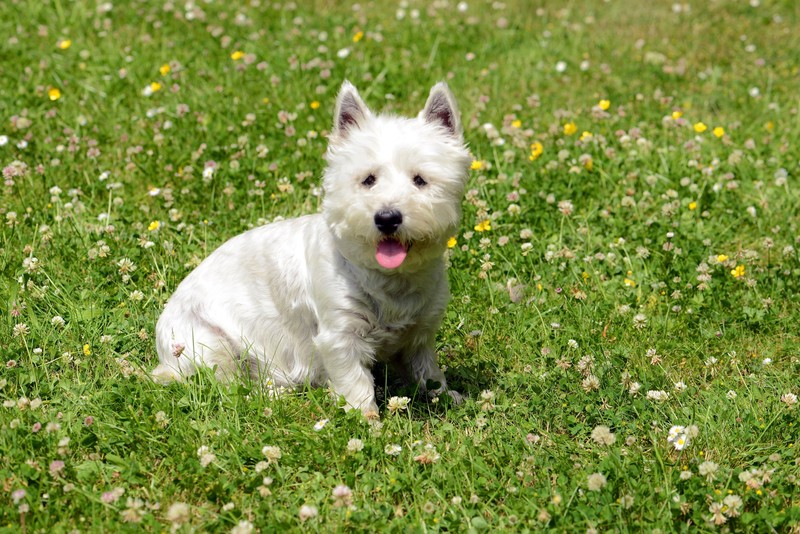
<box><xmin>1</xmin><ymin>0</ymin><xmax>799</xmax><ymax>531</ymax></box>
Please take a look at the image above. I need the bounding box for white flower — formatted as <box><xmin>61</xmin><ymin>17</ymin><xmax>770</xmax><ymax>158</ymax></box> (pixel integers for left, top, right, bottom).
<box><xmin>586</xmin><ymin>472</ymin><xmax>607</xmax><ymax>491</ymax></box>
<box><xmin>590</xmin><ymin>425</ymin><xmax>616</xmax><ymax>446</ymax></box>
<box><xmin>331</xmin><ymin>484</ymin><xmax>353</xmax><ymax>507</ymax></box>
<box><xmin>387</xmin><ymin>396</ymin><xmax>410</xmax><ymax>414</ymax></box>
<box><xmin>723</xmin><ymin>494</ymin><xmax>743</xmax><ymax>517</ymax></box>
<box><xmin>698</xmin><ymin>460</ymin><xmax>719</xmax><ymax>481</ymax></box>
<box><xmin>298</xmin><ymin>504</ymin><xmax>318</xmax><ymax>522</ymax></box>
<box><xmin>313</xmin><ymin>418</ymin><xmax>329</xmax><ymax>431</ymax></box>
<box><xmin>0</xmin><ymin>135</ymin><xmax>8</xmax><ymax>146</ymax></box>
<box><xmin>384</xmin><ymin>444</ymin><xmax>402</xmax><ymax>456</ymax></box>
<box><xmin>555</xmin><ymin>60</ymin><xmax>567</xmax><ymax>73</ymax></box>
<box><xmin>726</xmin><ymin>390</ymin><xmax>737</xmax><ymax>400</ymax></box>
<box><xmin>262</xmin><ymin>445</ymin><xmax>282</xmax><ymax>463</ymax></box>
<box><xmin>781</xmin><ymin>392</ymin><xmax>797</xmax><ymax>407</ymax></box>
<box><xmin>196</xmin><ymin>445</ymin><xmax>216</xmax><ymax>467</ymax></box>
<box><xmin>667</xmin><ymin>425</ymin><xmax>690</xmax><ymax>450</ymax></box>
<box><xmin>346</xmin><ymin>438</ymin><xmax>364</xmax><ymax>452</ymax></box>
<box><xmin>165</xmin><ymin>502</ymin><xmax>190</xmax><ymax>523</ymax></box>
<box><xmin>646</xmin><ymin>390</ymin><xmax>669</xmax><ymax>402</ymax></box>
<box><xmin>230</xmin><ymin>520</ymin><xmax>253</xmax><ymax>534</ymax></box>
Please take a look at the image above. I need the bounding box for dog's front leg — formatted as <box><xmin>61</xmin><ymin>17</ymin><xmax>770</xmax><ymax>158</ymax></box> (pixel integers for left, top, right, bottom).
<box><xmin>313</xmin><ymin>329</ymin><xmax>379</xmax><ymax>417</ymax></box>
<box><xmin>405</xmin><ymin>343</ymin><xmax>463</xmax><ymax>405</ymax></box>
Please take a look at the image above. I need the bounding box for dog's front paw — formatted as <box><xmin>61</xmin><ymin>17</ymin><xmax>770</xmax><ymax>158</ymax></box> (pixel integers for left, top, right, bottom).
<box><xmin>445</xmin><ymin>389</ymin><xmax>464</xmax><ymax>405</ymax></box>
<box><xmin>429</xmin><ymin>387</ymin><xmax>463</xmax><ymax>405</ymax></box>
<box><xmin>362</xmin><ymin>408</ymin><xmax>380</xmax><ymax>422</ymax></box>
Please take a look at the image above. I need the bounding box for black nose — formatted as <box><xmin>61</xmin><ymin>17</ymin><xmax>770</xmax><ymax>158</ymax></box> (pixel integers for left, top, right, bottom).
<box><xmin>374</xmin><ymin>209</ymin><xmax>403</xmax><ymax>235</ymax></box>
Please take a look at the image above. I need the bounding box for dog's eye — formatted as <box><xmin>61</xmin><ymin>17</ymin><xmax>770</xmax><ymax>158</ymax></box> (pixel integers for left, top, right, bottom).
<box><xmin>413</xmin><ymin>175</ymin><xmax>427</xmax><ymax>187</ymax></box>
<box><xmin>361</xmin><ymin>174</ymin><xmax>376</xmax><ymax>187</ymax></box>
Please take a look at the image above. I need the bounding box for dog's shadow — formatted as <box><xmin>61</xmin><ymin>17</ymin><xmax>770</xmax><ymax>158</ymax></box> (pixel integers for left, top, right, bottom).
<box><xmin>370</xmin><ymin>360</ymin><xmax>483</xmax><ymax>412</ymax></box>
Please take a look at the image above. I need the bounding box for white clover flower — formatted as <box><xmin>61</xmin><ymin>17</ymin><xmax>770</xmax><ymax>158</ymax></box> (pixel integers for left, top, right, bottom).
<box><xmin>346</xmin><ymin>438</ymin><xmax>364</xmax><ymax>452</ymax></box>
<box><xmin>261</xmin><ymin>445</ymin><xmax>282</xmax><ymax>463</ymax></box>
<box><xmin>384</xmin><ymin>444</ymin><xmax>401</xmax><ymax>456</ymax></box>
<box><xmin>298</xmin><ymin>504</ymin><xmax>318</xmax><ymax>521</ymax></box>
<box><xmin>590</xmin><ymin>425</ymin><xmax>616</xmax><ymax>446</ymax></box>
<box><xmin>387</xmin><ymin>396</ymin><xmax>410</xmax><ymax>414</ymax></box>
<box><xmin>586</xmin><ymin>472</ymin><xmax>607</xmax><ymax>491</ymax></box>
<box><xmin>646</xmin><ymin>390</ymin><xmax>669</xmax><ymax>402</ymax></box>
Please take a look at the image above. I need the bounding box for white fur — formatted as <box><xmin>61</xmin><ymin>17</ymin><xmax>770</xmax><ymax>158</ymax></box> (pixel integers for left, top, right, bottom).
<box><xmin>153</xmin><ymin>81</ymin><xmax>471</xmax><ymax>416</ymax></box>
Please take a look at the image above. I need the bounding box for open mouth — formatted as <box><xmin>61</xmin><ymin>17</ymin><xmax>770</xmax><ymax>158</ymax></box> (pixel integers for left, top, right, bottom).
<box><xmin>376</xmin><ymin>238</ymin><xmax>410</xmax><ymax>269</ymax></box>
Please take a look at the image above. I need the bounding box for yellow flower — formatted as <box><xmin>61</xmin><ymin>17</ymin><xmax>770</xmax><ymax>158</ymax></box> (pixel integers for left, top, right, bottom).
<box><xmin>511</xmin><ymin>119</ymin><xmax>522</xmax><ymax>128</ymax></box>
<box><xmin>529</xmin><ymin>141</ymin><xmax>543</xmax><ymax>161</ymax></box>
<box><xmin>764</xmin><ymin>121</ymin><xmax>774</xmax><ymax>131</ymax></box>
<box><xmin>474</xmin><ymin>220</ymin><xmax>491</xmax><ymax>232</ymax></box>
<box><xmin>671</xmin><ymin>110</ymin><xmax>683</xmax><ymax>120</ymax></box>
<box><xmin>713</xmin><ymin>126</ymin><xmax>725</xmax><ymax>138</ymax></box>
<box><xmin>470</xmin><ymin>160</ymin><xmax>485</xmax><ymax>171</ymax></box>
<box><xmin>582</xmin><ymin>156</ymin><xmax>593</xmax><ymax>171</ymax></box>
<box><xmin>563</xmin><ymin>122</ymin><xmax>577</xmax><ymax>136</ymax></box>
<box><xmin>353</xmin><ymin>31</ymin><xmax>364</xmax><ymax>43</ymax></box>
<box><xmin>262</xmin><ymin>97</ymin><xmax>270</xmax><ymax>104</ymax></box>
<box><xmin>149</xmin><ymin>81</ymin><xmax>163</xmax><ymax>93</ymax></box>
<box><xmin>57</xmin><ymin>39</ymin><xmax>72</xmax><ymax>50</ymax></box>
<box><xmin>598</xmin><ymin>99</ymin><xmax>610</xmax><ymax>111</ymax></box>
<box><xmin>579</xmin><ymin>131</ymin><xmax>593</xmax><ymax>141</ymax></box>
<box><xmin>48</xmin><ymin>87</ymin><xmax>62</xmax><ymax>101</ymax></box>
<box><xmin>159</xmin><ymin>63</ymin><xmax>171</xmax><ymax>76</ymax></box>
<box><xmin>310</xmin><ymin>101</ymin><xmax>320</xmax><ymax>110</ymax></box>
<box><xmin>688</xmin><ymin>201</ymin><xmax>697</xmax><ymax>210</ymax></box>
<box><xmin>83</xmin><ymin>344</ymin><xmax>92</xmax><ymax>356</ymax></box>
<box><xmin>148</xmin><ymin>220</ymin><xmax>161</xmax><ymax>232</ymax></box>
<box><xmin>731</xmin><ymin>265</ymin><xmax>745</xmax><ymax>278</ymax></box>
<box><xmin>447</xmin><ymin>236</ymin><xmax>457</xmax><ymax>248</ymax></box>
<box><xmin>717</xmin><ymin>254</ymin><xmax>729</xmax><ymax>263</ymax></box>
<box><xmin>624</xmin><ymin>278</ymin><xmax>636</xmax><ymax>287</ymax></box>
<box><xmin>231</xmin><ymin>50</ymin><xmax>245</xmax><ymax>61</ymax></box>
<box><xmin>694</xmin><ymin>122</ymin><xmax>708</xmax><ymax>133</ymax></box>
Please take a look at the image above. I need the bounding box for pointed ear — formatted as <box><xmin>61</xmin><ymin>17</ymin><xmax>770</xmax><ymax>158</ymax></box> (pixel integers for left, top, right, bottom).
<box><xmin>332</xmin><ymin>80</ymin><xmax>371</xmax><ymax>139</ymax></box>
<box><xmin>421</xmin><ymin>82</ymin><xmax>463</xmax><ymax>138</ymax></box>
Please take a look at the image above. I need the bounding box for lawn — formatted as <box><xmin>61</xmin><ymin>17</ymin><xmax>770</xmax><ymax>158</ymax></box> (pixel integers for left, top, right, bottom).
<box><xmin>1</xmin><ymin>0</ymin><xmax>799</xmax><ymax>531</ymax></box>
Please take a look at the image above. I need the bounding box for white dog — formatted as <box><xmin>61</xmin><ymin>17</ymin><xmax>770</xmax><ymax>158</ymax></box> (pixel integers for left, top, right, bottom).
<box><xmin>153</xmin><ymin>81</ymin><xmax>471</xmax><ymax>416</ymax></box>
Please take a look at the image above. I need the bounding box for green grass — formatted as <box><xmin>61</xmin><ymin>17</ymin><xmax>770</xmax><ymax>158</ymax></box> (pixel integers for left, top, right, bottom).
<box><xmin>2</xmin><ymin>0</ymin><xmax>799</xmax><ymax>531</ymax></box>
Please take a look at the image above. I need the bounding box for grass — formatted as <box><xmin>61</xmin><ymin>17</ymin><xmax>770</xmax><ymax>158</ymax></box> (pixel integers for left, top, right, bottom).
<box><xmin>1</xmin><ymin>0</ymin><xmax>799</xmax><ymax>531</ymax></box>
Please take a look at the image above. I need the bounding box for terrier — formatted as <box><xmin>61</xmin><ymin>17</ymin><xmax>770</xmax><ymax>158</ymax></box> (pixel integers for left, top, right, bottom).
<box><xmin>153</xmin><ymin>81</ymin><xmax>471</xmax><ymax>416</ymax></box>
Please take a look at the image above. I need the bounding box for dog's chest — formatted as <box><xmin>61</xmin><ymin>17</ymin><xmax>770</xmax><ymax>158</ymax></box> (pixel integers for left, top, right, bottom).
<box><xmin>362</xmin><ymin>292</ymin><xmax>434</xmax><ymax>357</ymax></box>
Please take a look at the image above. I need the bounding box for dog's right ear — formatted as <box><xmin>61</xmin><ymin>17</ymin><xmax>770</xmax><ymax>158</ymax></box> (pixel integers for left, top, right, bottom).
<box><xmin>332</xmin><ymin>81</ymin><xmax>371</xmax><ymax>139</ymax></box>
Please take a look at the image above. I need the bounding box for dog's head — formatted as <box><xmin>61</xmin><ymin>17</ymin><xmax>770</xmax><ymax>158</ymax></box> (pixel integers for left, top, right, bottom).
<box><xmin>322</xmin><ymin>81</ymin><xmax>471</xmax><ymax>273</ymax></box>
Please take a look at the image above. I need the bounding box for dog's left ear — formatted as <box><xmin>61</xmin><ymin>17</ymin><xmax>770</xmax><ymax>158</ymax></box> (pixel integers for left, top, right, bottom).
<box><xmin>421</xmin><ymin>82</ymin><xmax>463</xmax><ymax>139</ymax></box>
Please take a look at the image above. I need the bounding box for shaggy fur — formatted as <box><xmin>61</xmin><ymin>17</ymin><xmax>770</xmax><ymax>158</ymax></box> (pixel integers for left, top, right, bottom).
<box><xmin>153</xmin><ymin>81</ymin><xmax>471</xmax><ymax>415</ymax></box>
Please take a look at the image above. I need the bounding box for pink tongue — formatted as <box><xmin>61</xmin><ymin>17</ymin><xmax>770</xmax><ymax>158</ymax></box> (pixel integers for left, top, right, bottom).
<box><xmin>376</xmin><ymin>239</ymin><xmax>408</xmax><ymax>269</ymax></box>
